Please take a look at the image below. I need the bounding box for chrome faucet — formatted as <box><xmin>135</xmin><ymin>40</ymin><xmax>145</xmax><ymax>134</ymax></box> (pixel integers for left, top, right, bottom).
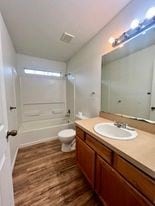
<box><xmin>114</xmin><ymin>121</ymin><xmax>127</xmax><ymax>128</ymax></box>
<box><xmin>114</xmin><ymin>121</ymin><xmax>135</xmax><ymax>131</ymax></box>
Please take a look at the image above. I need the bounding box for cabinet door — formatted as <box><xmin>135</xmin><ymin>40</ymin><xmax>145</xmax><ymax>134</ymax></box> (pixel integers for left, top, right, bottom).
<box><xmin>95</xmin><ymin>156</ymin><xmax>152</xmax><ymax>206</ymax></box>
<box><xmin>76</xmin><ymin>136</ymin><xmax>95</xmax><ymax>188</ymax></box>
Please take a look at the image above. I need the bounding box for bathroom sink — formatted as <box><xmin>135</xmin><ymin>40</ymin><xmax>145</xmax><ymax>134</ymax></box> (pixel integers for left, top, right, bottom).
<box><xmin>94</xmin><ymin>123</ymin><xmax>137</xmax><ymax>140</ymax></box>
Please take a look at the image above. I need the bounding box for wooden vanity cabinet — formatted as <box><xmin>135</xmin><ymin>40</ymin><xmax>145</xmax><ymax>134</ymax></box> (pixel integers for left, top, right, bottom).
<box><xmin>95</xmin><ymin>156</ymin><xmax>152</xmax><ymax>206</ymax></box>
<box><xmin>76</xmin><ymin>136</ymin><xmax>95</xmax><ymax>188</ymax></box>
<box><xmin>114</xmin><ymin>154</ymin><xmax>155</xmax><ymax>203</ymax></box>
<box><xmin>85</xmin><ymin>134</ymin><xmax>112</xmax><ymax>164</ymax></box>
<box><xmin>76</xmin><ymin>126</ymin><xmax>154</xmax><ymax>206</ymax></box>
<box><xmin>76</xmin><ymin>127</ymin><xmax>85</xmax><ymax>140</ymax></box>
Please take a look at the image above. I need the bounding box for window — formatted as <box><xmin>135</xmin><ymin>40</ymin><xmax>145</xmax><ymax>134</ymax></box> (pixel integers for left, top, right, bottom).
<box><xmin>24</xmin><ymin>69</ymin><xmax>61</xmax><ymax>77</ymax></box>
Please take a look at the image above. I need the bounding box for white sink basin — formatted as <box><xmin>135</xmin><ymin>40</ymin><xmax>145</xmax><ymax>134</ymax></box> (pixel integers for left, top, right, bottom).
<box><xmin>94</xmin><ymin>123</ymin><xmax>137</xmax><ymax>140</ymax></box>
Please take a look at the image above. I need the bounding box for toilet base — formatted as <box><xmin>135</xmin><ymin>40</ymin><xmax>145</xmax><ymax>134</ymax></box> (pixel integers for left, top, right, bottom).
<box><xmin>61</xmin><ymin>143</ymin><xmax>76</xmax><ymax>152</ymax></box>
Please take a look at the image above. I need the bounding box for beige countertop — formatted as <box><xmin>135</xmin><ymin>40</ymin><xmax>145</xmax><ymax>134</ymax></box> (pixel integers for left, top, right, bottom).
<box><xmin>75</xmin><ymin>117</ymin><xmax>155</xmax><ymax>179</ymax></box>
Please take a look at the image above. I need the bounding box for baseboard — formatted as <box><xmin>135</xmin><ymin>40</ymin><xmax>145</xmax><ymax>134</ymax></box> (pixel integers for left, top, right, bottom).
<box><xmin>12</xmin><ymin>147</ymin><xmax>19</xmax><ymax>172</ymax></box>
<box><xmin>19</xmin><ymin>136</ymin><xmax>58</xmax><ymax>148</ymax></box>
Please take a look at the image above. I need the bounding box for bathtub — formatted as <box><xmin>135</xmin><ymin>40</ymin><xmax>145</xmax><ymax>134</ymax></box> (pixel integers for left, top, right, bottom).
<box><xmin>18</xmin><ymin>118</ymin><xmax>74</xmax><ymax>147</ymax></box>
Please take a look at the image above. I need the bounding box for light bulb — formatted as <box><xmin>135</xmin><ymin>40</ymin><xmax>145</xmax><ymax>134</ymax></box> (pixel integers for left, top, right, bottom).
<box><xmin>130</xmin><ymin>19</ymin><xmax>140</xmax><ymax>29</ymax></box>
<box><xmin>145</xmin><ymin>7</ymin><xmax>155</xmax><ymax>19</ymax></box>
<box><xmin>108</xmin><ymin>37</ymin><xmax>115</xmax><ymax>44</ymax></box>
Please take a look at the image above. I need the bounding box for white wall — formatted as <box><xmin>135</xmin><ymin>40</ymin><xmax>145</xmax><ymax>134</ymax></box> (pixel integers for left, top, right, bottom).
<box><xmin>67</xmin><ymin>0</ymin><xmax>155</xmax><ymax>118</ymax></box>
<box><xmin>16</xmin><ymin>54</ymin><xmax>66</xmax><ymax>75</ymax></box>
<box><xmin>16</xmin><ymin>54</ymin><xmax>67</xmax><ymax>122</ymax></box>
<box><xmin>0</xmin><ymin>13</ymin><xmax>19</xmax><ymax>165</ymax></box>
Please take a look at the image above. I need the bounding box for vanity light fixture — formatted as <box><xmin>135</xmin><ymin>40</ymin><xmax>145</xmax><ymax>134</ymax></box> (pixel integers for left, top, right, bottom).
<box><xmin>109</xmin><ymin>7</ymin><xmax>155</xmax><ymax>48</ymax></box>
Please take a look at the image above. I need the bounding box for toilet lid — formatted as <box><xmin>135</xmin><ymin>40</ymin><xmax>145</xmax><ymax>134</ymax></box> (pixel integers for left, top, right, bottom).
<box><xmin>58</xmin><ymin>129</ymin><xmax>76</xmax><ymax>138</ymax></box>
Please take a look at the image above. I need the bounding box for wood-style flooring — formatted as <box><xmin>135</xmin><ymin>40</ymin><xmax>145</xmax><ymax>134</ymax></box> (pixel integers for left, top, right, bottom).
<box><xmin>13</xmin><ymin>140</ymin><xmax>102</xmax><ymax>206</ymax></box>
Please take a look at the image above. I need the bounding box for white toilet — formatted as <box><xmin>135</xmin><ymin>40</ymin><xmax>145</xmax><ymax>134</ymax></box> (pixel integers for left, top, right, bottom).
<box><xmin>58</xmin><ymin>129</ymin><xmax>76</xmax><ymax>152</ymax></box>
<box><xmin>58</xmin><ymin>112</ymin><xmax>88</xmax><ymax>152</ymax></box>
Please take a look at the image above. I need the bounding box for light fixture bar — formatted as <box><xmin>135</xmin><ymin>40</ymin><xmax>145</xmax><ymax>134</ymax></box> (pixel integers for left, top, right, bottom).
<box><xmin>112</xmin><ymin>17</ymin><xmax>155</xmax><ymax>47</ymax></box>
<box><xmin>109</xmin><ymin>7</ymin><xmax>155</xmax><ymax>48</ymax></box>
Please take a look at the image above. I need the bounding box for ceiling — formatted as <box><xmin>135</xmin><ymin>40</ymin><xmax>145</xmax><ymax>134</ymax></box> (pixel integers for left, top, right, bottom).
<box><xmin>0</xmin><ymin>0</ymin><xmax>131</xmax><ymax>62</ymax></box>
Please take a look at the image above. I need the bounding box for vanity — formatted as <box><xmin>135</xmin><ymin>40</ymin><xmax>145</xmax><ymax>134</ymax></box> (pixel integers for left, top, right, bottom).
<box><xmin>74</xmin><ymin>22</ymin><xmax>155</xmax><ymax>205</ymax></box>
<box><xmin>75</xmin><ymin>114</ymin><xmax>155</xmax><ymax>206</ymax></box>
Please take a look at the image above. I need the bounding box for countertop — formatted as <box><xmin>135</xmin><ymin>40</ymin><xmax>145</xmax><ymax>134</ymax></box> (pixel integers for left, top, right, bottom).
<box><xmin>75</xmin><ymin>117</ymin><xmax>155</xmax><ymax>179</ymax></box>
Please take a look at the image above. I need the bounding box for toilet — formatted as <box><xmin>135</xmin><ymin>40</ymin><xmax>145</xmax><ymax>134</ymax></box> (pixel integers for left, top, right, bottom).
<box><xmin>58</xmin><ymin>112</ymin><xmax>88</xmax><ymax>152</ymax></box>
<box><xmin>58</xmin><ymin>129</ymin><xmax>76</xmax><ymax>152</ymax></box>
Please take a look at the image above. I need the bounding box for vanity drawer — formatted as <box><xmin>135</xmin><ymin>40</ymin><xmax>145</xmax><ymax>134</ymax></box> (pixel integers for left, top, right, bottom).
<box><xmin>76</xmin><ymin>127</ymin><xmax>85</xmax><ymax>140</ymax></box>
<box><xmin>86</xmin><ymin>134</ymin><xmax>112</xmax><ymax>164</ymax></box>
<box><xmin>114</xmin><ymin>155</ymin><xmax>155</xmax><ymax>204</ymax></box>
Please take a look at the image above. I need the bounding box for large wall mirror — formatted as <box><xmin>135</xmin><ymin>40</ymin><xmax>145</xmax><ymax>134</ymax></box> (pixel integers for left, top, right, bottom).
<box><xmin>101</xmin><ymin>28</ymin><xmax>155</xmax><ymax>122</ymax></box>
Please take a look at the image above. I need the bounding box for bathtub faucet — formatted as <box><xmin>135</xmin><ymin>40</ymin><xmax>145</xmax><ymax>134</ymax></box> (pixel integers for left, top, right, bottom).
<box><xmin>65</xmin><ymin>109</ymin><xmax>71</xmax><ymax>117</ymax></box>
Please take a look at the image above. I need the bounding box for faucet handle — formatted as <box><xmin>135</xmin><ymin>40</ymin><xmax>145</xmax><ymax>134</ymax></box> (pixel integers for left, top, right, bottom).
<box><xmin>114</xmin><ymin>121</ymin><xmax>119</xmax><ymax>125</ymax></box>
<box><xmin>114</xmin><ymin>121</ymin><xmax>121</xmax><ymax>127</ymax></box>
<box><xmin>121</xmin><ymin>122</ymin><xmax>128</xmax><ymax>128</ymax></box>
<box><xmin>114</xmin><ymin>121</ymin><xmax>127</xmax><ymax>128</ymax></box>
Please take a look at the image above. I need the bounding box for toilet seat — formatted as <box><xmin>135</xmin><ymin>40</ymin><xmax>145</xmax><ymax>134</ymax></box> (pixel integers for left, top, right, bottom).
<box><xmin>58</xmin><ymin>129</ymin><xmax>75</xmax><ymax>138</ymax></box>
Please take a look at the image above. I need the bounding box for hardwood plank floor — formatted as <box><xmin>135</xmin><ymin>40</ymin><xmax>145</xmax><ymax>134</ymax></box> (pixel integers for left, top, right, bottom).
<box><xmin>13</xmin><ymin>140</ymin><xmax>102</xmax><ymax>206</ymax></box>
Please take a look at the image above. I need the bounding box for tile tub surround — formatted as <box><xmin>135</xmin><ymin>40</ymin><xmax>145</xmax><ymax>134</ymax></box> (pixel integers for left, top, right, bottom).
<box><xmin>75</xmin><ymin>117</ymin><xmax>155</xmax><ymax>178</ymax></box>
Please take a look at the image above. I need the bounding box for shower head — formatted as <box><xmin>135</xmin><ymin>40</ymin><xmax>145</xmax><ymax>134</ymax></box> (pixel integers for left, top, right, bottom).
<box><xmin>64</xmin><ymin>73</ymin><xmax>75</xmax><ymax>80</ymax></box>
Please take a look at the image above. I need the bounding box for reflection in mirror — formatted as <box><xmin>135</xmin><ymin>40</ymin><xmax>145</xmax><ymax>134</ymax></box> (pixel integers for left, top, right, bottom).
<box><xmin>101</xmin><ymin>28</ymin><xmax>155</xmax><ymax>122</ymax></box>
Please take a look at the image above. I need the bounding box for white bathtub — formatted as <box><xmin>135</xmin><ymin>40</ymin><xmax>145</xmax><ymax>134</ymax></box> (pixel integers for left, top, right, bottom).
<box><xmin>18</xmin><ymin>118</ymin><xmax>74</xmax><ymax>147</ymax></box>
